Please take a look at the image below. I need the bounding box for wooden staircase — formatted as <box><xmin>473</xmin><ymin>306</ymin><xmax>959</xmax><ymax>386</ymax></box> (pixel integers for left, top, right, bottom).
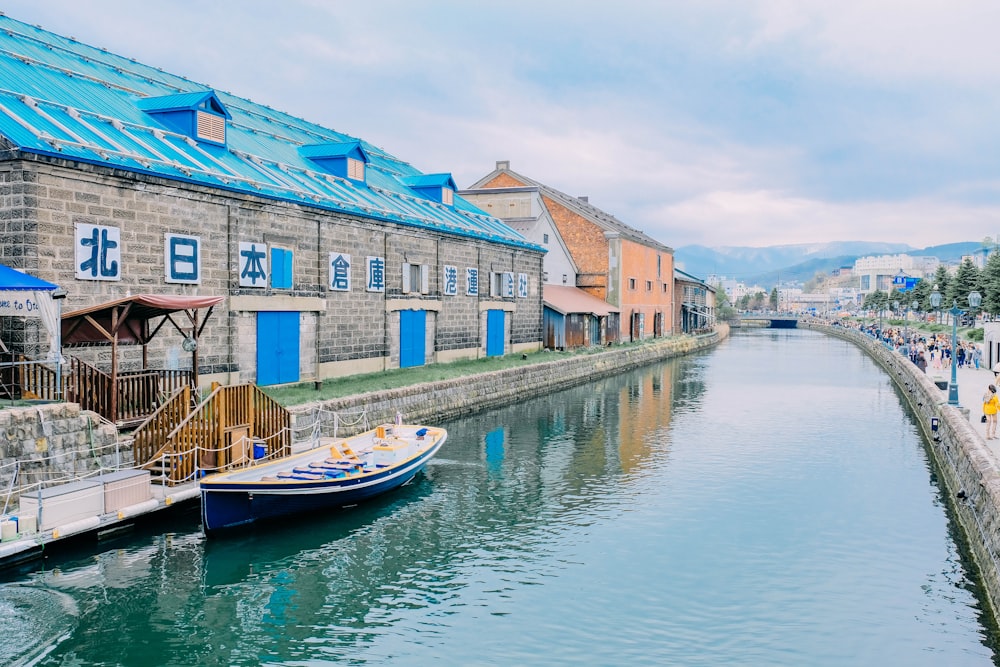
<box><xmin>133</xmin><ymin>383</ymin><xmax>291</xmax><ymax>486</ymax></box>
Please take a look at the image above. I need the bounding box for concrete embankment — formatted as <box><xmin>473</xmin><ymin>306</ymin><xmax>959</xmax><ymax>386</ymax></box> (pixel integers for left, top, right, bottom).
<box><xmin>288</xmin><ymin>325</ymin><xmax>730</xmax><ymax>440</ymax></box>
<box><xmin>805</xmin><ymin>321</ymin><xmax>1000</xmax><ymax>624</ymax></box>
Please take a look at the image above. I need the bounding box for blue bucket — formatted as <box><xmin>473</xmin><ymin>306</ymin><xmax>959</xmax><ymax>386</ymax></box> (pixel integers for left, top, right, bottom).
<box><xmin>253</xmin><ymin>443</ymin><xmax>266</xmax><ymax>460</ymax></box>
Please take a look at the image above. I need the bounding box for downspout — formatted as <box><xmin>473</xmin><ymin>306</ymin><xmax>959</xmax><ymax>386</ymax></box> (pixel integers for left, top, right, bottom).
<box><xmin>314</xmin><ymin>217</ymin><xmax>323</xmax><ymax>390</ymax></box>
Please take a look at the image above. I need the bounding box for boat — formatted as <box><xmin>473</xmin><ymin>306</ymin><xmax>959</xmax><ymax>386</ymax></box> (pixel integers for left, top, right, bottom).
<box><xmin>199</xmin><ymin>423</ymin><xmax>447</xmax><ymax>534</ymax></box>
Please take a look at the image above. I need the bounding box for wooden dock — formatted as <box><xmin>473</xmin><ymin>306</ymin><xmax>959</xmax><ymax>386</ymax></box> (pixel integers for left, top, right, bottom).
<box><xmin>0</xmin><ymin>477</ymin><xmax>201</xmax><ymax>569</ymax></box>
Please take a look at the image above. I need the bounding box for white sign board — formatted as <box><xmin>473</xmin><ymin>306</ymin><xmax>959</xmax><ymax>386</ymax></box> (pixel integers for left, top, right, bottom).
<box><xmin>0</xmin><ymin>291</ymin><xmax>43</xmax><ymax>317</ymax></box>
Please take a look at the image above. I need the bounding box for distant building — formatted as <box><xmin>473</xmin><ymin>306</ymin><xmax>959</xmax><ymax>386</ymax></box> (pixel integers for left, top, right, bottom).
<box><xmin>675</xmin><ymin>269</ymin><xmax>715</xmax><ymax>332</ymax></box>
<box><xmin>854</xmin><ymin>254</ymin><xmax>939</xmax><ymax>294</ymax></box>
<box><xmin>463</xmin><ymin>161</ymin><xmax>675</xmax><ymax>342</ymax></box>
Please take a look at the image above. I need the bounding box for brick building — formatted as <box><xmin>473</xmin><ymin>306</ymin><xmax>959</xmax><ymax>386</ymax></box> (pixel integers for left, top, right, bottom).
<box><xmin>463</xmin><ymin>161</ymin><xmax>673</xmax><ymax>342</ymax></box>
<box><xmin>0</xmin><ymin>17</ymin><xmax>544</xmax><ymax>388</ymax></box>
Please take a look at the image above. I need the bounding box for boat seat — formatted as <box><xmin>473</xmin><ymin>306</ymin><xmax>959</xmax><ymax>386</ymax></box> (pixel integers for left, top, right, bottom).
<box><xmin>318</xmin><ymin>459</ymin><xmax>356</xmax><ymax>469</ymax></box>
<box><xmin>292</xmin><ymin>466</ymin><xmax>347</xmax><ymax>479</ymax></box>
<box><xmin>277</xmin><ymin>471</ymin><xmax>326</xmax><ymax>481</ymax></box>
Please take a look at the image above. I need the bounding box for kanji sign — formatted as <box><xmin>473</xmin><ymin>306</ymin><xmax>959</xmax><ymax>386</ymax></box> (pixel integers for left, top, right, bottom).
<box><xmin>164</xmin><ymin>233</ymin><xmax>201</xmax><ymax>284</ymax></box>
<box><xmin>75</xmin><ymin>223</ymin><xmax>121</xmax><ymax>281</ymax></box>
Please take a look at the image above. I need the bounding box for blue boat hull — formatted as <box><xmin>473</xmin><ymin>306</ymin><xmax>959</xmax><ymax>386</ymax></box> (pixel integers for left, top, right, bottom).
<box><xmin>200</xmin><ymin>428</ymin><xmax>444</xmax><ymax>534</ymax></box>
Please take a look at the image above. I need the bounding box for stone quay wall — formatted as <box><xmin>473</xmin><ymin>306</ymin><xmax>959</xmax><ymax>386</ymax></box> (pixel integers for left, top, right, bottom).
<box><xmin>288</xmin><ymin>325</ymin><xmax>729</xmax><ymax>441</ymax></box>
<box><xmin>807</xmin><ymin>321</ymin><xmax>1000</xmax><ymax>623</ymax></box>
<box><xmin>0</xmin><ymin>403</ymin><xmax>121</xmax><ymax>505</ymax></box>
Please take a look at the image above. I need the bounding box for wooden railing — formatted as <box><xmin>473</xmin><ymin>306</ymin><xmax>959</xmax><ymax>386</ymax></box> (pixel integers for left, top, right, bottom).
<box><xmin>67</xmin><ymin>358</ymin><xmax>194</xmax><ymax>425</ymax></box>
<box><xmin>140</xmin><ymin>383</ymin><xmax>291</xmax><ymax>485</ymax></box>
<box><xmin>19</xmin><ymin>356</ymin><xmax>63</xmax><ymax>400</ymax></box>
<box><xmin>131</xmin><ymin>385</ymin><xmax>193</xmax><ymax>468</ymax></box>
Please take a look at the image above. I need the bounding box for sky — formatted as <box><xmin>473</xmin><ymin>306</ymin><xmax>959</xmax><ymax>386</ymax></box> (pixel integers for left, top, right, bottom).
<box><xmin>4</xmin><ymin>0</ymin><xmax>1000</xmax><ymax>250</ymax></box>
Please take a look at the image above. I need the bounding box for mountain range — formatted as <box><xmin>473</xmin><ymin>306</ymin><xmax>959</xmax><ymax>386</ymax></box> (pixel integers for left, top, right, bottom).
<box><xmin>674</xmin><ymin>241</ymin><xmax>986</xmax><ymax>288</ymax></box>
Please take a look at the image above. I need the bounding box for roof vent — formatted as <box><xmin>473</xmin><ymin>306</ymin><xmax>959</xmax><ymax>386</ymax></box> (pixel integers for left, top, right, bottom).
<box><xmin>401</xmin><ymin>173</ymin><xmax>458</xmax><ymax>207</ymax></box>
<box><xmin>137</xmin><ymin>90</ymin><xmax>230</xmax><ymax>146</ymax></box>
<box><xmin>299</xmin><ymin>141</ymin><xmax>369</xmax><ymax>183</ymax></box>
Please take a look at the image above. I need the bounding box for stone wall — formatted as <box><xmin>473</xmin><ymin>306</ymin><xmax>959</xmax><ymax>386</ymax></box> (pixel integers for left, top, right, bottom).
<box><xmin>807</xmin><ymin>321</ymin><xmax>1000</xmax><ymax>623</ymax></box>
<box><xmin>288</xmin><ymin>325</ymin><xmax>729</xmax><ymax>441</ymax></box>
<box><xmin>0</xmin><ymin>155</ymin><xmax>546</xmax><ymax>385</ymax></box>
<box><xmin>0</xmin><ymin>403</ymin><xmax>120</xmax><ymax>505</ymax></box>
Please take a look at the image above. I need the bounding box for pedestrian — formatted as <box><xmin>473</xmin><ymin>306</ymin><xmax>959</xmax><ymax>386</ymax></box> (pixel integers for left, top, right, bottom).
<box><xmin>984</xmin><ymin>385</ymin><xmax>1000</xmax><ymax>440</ymax></box>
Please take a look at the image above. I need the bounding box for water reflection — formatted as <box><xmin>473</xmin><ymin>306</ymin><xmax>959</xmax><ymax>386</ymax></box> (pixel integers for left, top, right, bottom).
<box><xmin>0</xmin><ymin>331</ymin><xmax>994</xmax><ymax>666</ymax></box>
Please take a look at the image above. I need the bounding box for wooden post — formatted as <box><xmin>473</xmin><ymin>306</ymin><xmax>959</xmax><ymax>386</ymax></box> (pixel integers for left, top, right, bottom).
<box><xmin>110</xmin><ymin>334</ymin><xmax>118</xmax><ymax>424</ymax></box>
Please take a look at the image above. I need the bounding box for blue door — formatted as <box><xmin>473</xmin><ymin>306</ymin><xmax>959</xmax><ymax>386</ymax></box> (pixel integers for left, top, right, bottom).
<box><xmin>486</xmin><ymin>309</ymin><xmax>505</xmax><ymax>357</ymax></box>
<box><xmin>257</xmin><ymin>311</ymin><xmax>300</xmax><ymax>385</ymax></box>
<box><xmin>399</xmin><ymin>310</ymin><xmax>426</xmax><ymax>368</ymax></box>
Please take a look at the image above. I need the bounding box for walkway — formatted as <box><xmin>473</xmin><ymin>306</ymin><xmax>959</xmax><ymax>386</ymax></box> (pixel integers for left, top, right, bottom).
<box><xmin>927</xmin><ymin>362</ymin><xmax>1000</xmax><ymax>457</ymax></box>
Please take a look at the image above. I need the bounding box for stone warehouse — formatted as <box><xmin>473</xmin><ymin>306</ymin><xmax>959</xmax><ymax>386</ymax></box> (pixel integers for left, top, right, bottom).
<box><xmin>0</xmin><ymin>16</ymin><xmax>544</xmax><ymax>388</ymax></box>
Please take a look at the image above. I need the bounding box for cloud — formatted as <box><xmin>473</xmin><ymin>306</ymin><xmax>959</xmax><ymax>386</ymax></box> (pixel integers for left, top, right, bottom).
<box><xmin>736</xmin><ymin>0</ymin><xmax>1000</xmax><ymax>87</ymax></box>
<box><xmin>652</xmin><ymin>189</ymin><xmax>1000</xmax><ymax>248</ymax></box>
<box><xmin>4</xmin><ymin>0</ymin><xmax>1000</xmax><ymax>252</ymax></box>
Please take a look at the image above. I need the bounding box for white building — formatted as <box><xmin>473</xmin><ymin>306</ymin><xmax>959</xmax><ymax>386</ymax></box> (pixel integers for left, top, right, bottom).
<box><xmin>854</xmin><ymin>254</ymin><xmax>939</xmax><ymax>294</ymax></box>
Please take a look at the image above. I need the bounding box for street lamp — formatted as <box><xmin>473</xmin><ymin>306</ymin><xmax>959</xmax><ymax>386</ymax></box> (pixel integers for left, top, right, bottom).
<box><xmin>944</xmin><ymin>290</ymin><xmax>983</xmax><ymax>407</ymax></box>
<box><xmin>910</xmin><ymin>299</ymin><xmax>919</xmax><ymax>342</ymax></box>
<box><xmin>892</xmin><ymin>300</ymin><xmax>899</xmax><ymax>347</ymax></box>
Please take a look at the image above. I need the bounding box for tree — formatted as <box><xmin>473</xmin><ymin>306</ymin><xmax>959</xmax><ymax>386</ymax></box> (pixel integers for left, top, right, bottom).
<box><xmin>862</xmin><ymin>289</ymin><xmax>888</xmax><ymax>312</ymax></box>
<box><xmin>910</xmin><ymin>277</ymin><xmax>930</xmax><ymax>308</ymax></box>
<box><xmin>715</xmin><ymin>289</ymin><xmax>736</xmax><ymax>321</ymax></box>
<box><xmin>931</xmin><ymin>265</ymin><xmax>950</xmax><ymax>299</ymax></box>
<box><xmin>947</xmin><ymin>257</ymin><xmax>982</xmax><ymax>312</ymax></box>
<box><xmin>769</xmin><ymin>287</ymin><xmax>778</xmax><ymax>311</ymax></box>
<box><xmin>983</xmin><ymin>251</ymin><xmax>1000</xmax><ymax>316</ymax></box>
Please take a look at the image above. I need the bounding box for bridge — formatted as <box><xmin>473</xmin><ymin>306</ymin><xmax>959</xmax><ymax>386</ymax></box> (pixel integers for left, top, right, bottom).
<box><xmin>732</xmin><ymin>314</ymin><xmax>800</xmax><ymax>329</ymax></box>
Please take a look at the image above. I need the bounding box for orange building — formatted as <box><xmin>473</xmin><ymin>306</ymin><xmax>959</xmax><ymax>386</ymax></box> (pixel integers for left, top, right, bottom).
<box><xmin>464</xmin><ymin>162</ymin><xmax>674</xmax><ymax>341</ymax></box>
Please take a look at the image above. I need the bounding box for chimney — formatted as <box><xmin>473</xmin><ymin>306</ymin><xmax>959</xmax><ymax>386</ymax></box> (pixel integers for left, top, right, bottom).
<box><xmin>496</xmin><ymin>160</ymin><xmax>510</xmax><ymax>171</ymax></box>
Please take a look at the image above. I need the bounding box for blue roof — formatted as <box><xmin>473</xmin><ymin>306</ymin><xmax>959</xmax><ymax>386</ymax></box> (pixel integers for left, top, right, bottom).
<box><xmin>136</xmin><ymin>90</ymin><xmax>231</xmax><ymax>119</ymax></box>
<box><xmin>299</xmin><ymin>141</ymin><xmax>368</xmax><ymax>162</ymax></box>
<box><xmin>401</xmin><ymin>173</ymin><xmax>458</xmax><ymax>190</ymax></box>
<box><xmin>0</xmin><ymin>264</ymin><xmax>59</xmax><ymax>291</ymax></box>
<box><xmin>0</xmin><ymin>16</ymin><xmax>541</xmax><ymax>252</ymax></box>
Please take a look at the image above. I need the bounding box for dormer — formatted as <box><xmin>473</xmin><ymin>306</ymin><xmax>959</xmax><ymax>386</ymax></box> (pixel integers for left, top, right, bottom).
<box><xmin>299</xmin><ymin>141</ymin><xmax>369</xmax><ymax>183</ymax></box>
<box><xmin>136</xmin><ymin>90</ymin><xmax>230</xmax><ymax>146</ymax></box>
<box><xmin>401</xmin><ymin>173</ymin><xmax>457</xmax><ymax>207</ymax></box>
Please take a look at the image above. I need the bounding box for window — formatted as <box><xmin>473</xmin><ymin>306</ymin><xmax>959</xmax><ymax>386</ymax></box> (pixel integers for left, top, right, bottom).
<box><xmin>489</xmin><ymin>272</ymin><xmax>515</xmax><ymax>297</ymax></box>
<box><xmin>347</xmin><ymin>158</ymin><xmax>365</xmax><ymax>181</ymax></box>
<box><xmin>629</xmin><ymin>278</ymin><xmax>636</xmax><ymax>290</ymax></box>
<box><xmin>646</xmin><ymin>280</ymin><xmax>652</xmax><ymax>291</ymax></box>
<box><xmin>662</xmin><ymin>284</ymin><xmax>668</xmax><ymax>293</ymax></box>
<box><xmin>270</xmin><ymin>247</ymin><xmax>293</xmax><ymax>289</ymax></box>
<box><xmin>543</xmin><ymin>233</ymin><xmax>549</xmax><ymax>244</ymax></box>
<box><xmin>402</xmin><ymin>262</ymin><xmax>430</xmax><ymax>294</ymax></box>
<box><xmin>442</xmin><ymin>188</ymin><xmax>454</xmax><ymax>206</ymax></box>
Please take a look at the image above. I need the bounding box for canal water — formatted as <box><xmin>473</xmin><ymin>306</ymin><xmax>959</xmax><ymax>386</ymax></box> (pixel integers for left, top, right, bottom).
<box><xmin>1</xmin><ymin>329</ymin><xmax>997</xmax><ymax>666</ymax></box>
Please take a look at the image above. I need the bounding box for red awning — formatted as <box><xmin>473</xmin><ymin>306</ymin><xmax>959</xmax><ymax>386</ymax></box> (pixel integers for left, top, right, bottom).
<box><xmin>62</xmin><ymin>294</ymin><xmax>224</xmax><ymax>346</ymax></box>
<box><xmin>543</xmin><ymin>285</ymin><xmax>619</xmax><ymax>317</ymax></box>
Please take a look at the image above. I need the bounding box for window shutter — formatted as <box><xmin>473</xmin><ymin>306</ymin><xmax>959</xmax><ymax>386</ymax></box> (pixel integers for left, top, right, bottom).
<box><xmin>490</xmin><ymin>272</ymin><xmax>498</xmax><ymax>297</ymax></box>
<box><xmin>195</xmin><ymin>111</ymin><xmax>226</xmax><ymax>143</ymax></box>
<box><xmin>420</xmin><ymin>264</ymin><xmax>430</xmax><ymax>294</ymax></box>
<box><xmin>270</xmin><ymin>248</ymin><xmax>292</xmax><ymax>289</ymax></box>
<box><xmin>402</xmin><ymin>263</ymin><xmax>411</xmax><ymax>294</ymax></box>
